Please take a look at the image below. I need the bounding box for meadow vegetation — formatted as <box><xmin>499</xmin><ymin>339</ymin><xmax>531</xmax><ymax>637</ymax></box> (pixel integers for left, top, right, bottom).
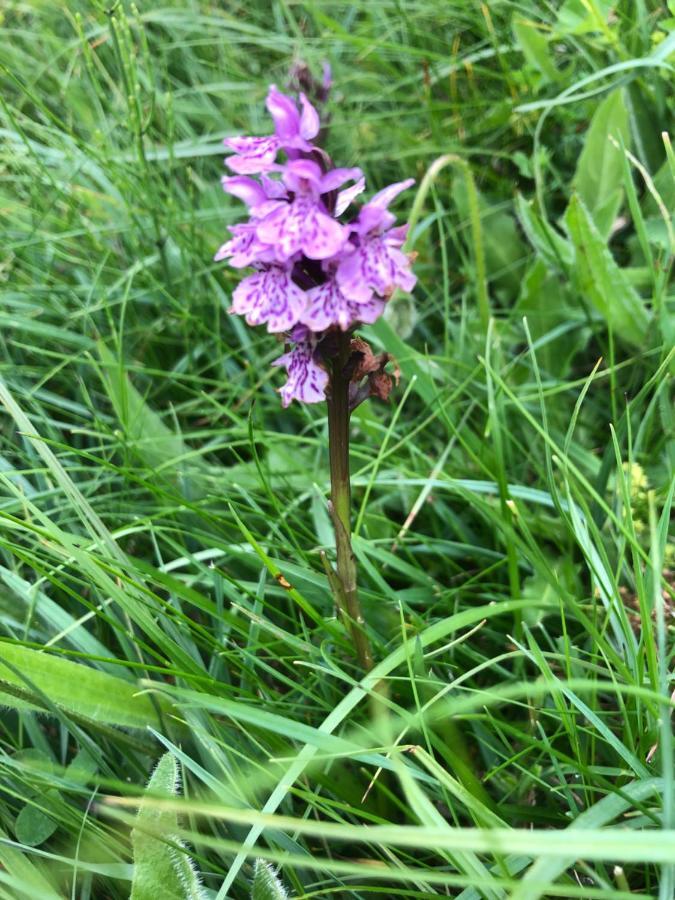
<box><xmin>0</xmin><ymin>1</ymin><xmax>674</xmax><ymax>898</ymax></box>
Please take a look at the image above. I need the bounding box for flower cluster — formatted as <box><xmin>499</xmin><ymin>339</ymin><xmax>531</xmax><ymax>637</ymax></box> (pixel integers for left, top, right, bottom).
<box><xmin>215</xmin><ymin>83</ymin><xmax>416</xmax><ymax>406</ymax></box>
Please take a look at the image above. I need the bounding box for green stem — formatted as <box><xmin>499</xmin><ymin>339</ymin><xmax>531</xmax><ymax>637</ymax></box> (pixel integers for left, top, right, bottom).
<box><xmin>327</xmin><ymin>332</ymin><xmax>374</xmax><ymax>672</ymax></box>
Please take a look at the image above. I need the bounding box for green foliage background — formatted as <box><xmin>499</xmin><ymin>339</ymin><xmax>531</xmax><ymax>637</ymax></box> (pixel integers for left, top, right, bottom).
<box><xmin>0</xmin><ymin>1</ymin><xmax>673</xmax><ymax>898</ymax></box>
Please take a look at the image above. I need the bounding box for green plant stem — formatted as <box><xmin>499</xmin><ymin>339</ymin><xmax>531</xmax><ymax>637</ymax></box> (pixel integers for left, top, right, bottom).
<box><xmin>327</xmin><ymin>332</ymin><xmax>374</xmax><ymax>672</ymax></box>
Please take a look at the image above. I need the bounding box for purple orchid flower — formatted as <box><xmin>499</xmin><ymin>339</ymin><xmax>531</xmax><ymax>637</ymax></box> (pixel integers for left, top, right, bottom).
<box><xmin>302</xmin><ymin>276</ymin><xmax>386</xmax><ymax>332</ymax></box>
<box><xmin>336</xmin><ymin>179</ymin><xmax>417</xmax><ymax>299</ymax></box>
<box><xmin>231</xmin><ymin>264</ymin><xmax>306</xmax><ymax>333</ymax></box>
<box><xmin>255</xmin><ymin>159</ymin><xmax>361</xmax><ymax>261</ymax></box>
<box><xmin>272</xmin><ymin>335</ymin><xmax>328</xmax><ymax>407</ymax></box>
<box><xmin>214</xmin><ymin>176</ymin><xmax>285</xmax><ymax>267</ymax></box>
<box><xmin>214</xmin><ymin>223</ymin><xmax>275</xmax><ymax>269</ymax></box>
<box><xmin>302</xmin><ymin>263</ymin><xmax>381</xmax><ymax>332</ymax></box>
<box><xmin>224</xmin><ymin>85</ymin><xmax>320</xmax><ymax>174</ymax></box>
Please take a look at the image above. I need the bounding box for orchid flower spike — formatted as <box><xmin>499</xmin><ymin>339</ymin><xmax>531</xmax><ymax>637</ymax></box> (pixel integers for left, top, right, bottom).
<box><xmin>215</xmin><ymin>74</ymin><xmax>416</xmax><ymax>406</ymax></box>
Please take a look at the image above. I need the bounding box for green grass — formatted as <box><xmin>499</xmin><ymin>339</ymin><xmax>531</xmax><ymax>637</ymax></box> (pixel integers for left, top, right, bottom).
<box><xmin>0</xmin><ymin>1</ymin><xmax>674</xmax><ymax>898</ymax></box>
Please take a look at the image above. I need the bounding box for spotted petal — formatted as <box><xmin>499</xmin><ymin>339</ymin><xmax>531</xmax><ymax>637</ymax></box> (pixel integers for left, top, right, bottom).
<box><xmin>230</xmin><ymin>266</ymin><xmax>307</xmax><ymax>332</ymax></box>
<box><xmin>215</xmin><ymin>223</ymin><xmax>275</xmax><ymax>268</ymax></box>
<box><xmin>302</xmin><ymin>278</ymin><xmax>380</xmax><ymax>332</ymax></box>
<box><xmin>303</xmin><ymin>208</ymin><xmax>346</xmax><ymax>259</ymax></box>
<box><xmin>224</xmin><ymin>135</ymin><xmax>280</xmax><ymax>174</ymax></box>
<box><xmin>257</xmin><ymin>197</ymin><xmax>346</xmax><ymax>261</ymax></box>
<box><xmin>272</xmin><ymin>343</ymin><xmax>328</xmax><ymax>407</ymax></box>
<box><xmin>337</xmin><ymin>234</ymin><xmax>416</xmax><ymax>297</ymax></box>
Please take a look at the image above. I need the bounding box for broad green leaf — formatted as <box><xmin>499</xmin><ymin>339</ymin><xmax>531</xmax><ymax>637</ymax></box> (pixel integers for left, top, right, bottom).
<box><xmin>513</xmin><ymin>17</ymin><xmax>558</xmax><ymax>83</ymax></box>
<box><xmin>0</xmin><ymin>642</ymin><xmax>161</xmax><ymax>729</ymax></box>
<box><xmin>563</xmin><ymin>194</ymin><xmax>650</xmax><ymax>346</ymax></box>
<box><xmin>250</xmin><ymin>860</ymin><xmax>289</xmax><ymax>900</ymax></box>
<box><xmin>131</xmin><ymin>753</ymin><xmax>205</xmax><ymax>900</ymax></box>
<box><xmin>15</xmin><ymin>790</ymin><xmax>59</xmax><ymax>847</ymax></box>
<box><xmin>515</xmin><ymin>195</ymin><xmax>573</xmax><ymax>270</ymax></box>
<box><xmin>572</xmin><ymin>89</ymin><xmax>630</xmax><ymax>238</ymax></box>
<box><xmin>14</xmin><ymin>749</ymin><xmax>98</xmax><ymax>848</ymax></box>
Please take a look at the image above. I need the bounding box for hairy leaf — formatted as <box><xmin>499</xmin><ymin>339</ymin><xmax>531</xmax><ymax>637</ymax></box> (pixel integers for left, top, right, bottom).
<box><xmin>572</xmin><ymin>89</ymin><xmax>630</xmax><ymax>238</ymax></box>
<box><xmin>250</xmin><ymin>860</ymin><xmax>289</xmax><ymax>900</ymax></box>
<box><xmin>131</xmin><ymin>753</ymin><xmax>204</xmax><ymax>900</ymax></box>
<box><xmin>0</xmin><ymin>642</ymin><xmax>160</xmax><ymax>729</ymax></box>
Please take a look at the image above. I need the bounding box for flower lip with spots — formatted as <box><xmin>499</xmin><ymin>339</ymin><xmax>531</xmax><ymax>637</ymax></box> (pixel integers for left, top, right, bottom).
<box><xmin>255</xmin><ymin>160</ymin><xmax>362</xmax><ymax>262</ymax></box>
<box><xmin>272</xmin><ymin>335</ymin><xmax>329</xmax><ymax>407</ymax></box>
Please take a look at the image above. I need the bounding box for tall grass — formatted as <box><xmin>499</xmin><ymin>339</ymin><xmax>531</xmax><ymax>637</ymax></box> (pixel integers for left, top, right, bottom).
<box><xmin>0</xmin><ymin>2</ymin><xmax>673</xmax><ymax>898</ymax></box>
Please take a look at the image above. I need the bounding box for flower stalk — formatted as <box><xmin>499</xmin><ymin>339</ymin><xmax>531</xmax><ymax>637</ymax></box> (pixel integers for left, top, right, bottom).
<box><xmin>327</xmin><ymin>332</ymin><xmax>373</xmax><ymax>671</ymax></box>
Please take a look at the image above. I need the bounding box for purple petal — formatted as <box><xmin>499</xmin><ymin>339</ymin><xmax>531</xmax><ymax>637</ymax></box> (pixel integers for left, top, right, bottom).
<box><xmin>221</xmin><ymin>176</ymin><xmax>267</xmax><ymax>209</ymax></box>
<box><xmin>257</xmin><ymin>196</ymin><xmax>345</xmax><ymax>261</ymax></box>
<box><xmin>266</xmin><ymin>85</ymin><xmax>301</xmax><ymax>141</ymax></box>
<box><xmin>302</xmin><ymin>208</ymin><xmax>346</xmax><ymax>259</ymax></box>
<box><xmin>320</xmin><ymin>167</ymin><xmax>363</xmax><ymax>193</ymax></box>
<box><xmin>354</xmin><ymin>204</ymin><xmax>395</xmax><ymax>236</ymax></box>
<box><xmin>299</xmin><ymin>93</ymin><xmax>320</xmax><ymax>140</ymax></box>
<box><xmin>335</xmin><ymin>249</ymin><xmax>367</xmax><ymax>298</ymax></box>
<box><xmin>289</xmin><ymin>323</ymin><xmax>314</xmax><ymax>343</ymax></box>
<box><xmin>335</xmin><ymin>176</ymin><xmax>366</xmax><ymax>216</ymax></box>
<box><xmin>302</xmin><ymin>281</ymin><xmax>342</xmax><ymax>332</ymax></box>
<box><xmin>302</xmin><ymin>277</ymin><xmax>377</xmax><ymax>332</ymax></box>
<box><xmin>368</xmin><ymin>178</ymin><xmax>415</xmax><ymax>210</ymax></box>
<box><xmin>350</xmin><ymin>295</ymin><xmax>386</xmax><ymax>325</ymax></box>
<box><xmin>365</xmin><ymin>237</ymin><xmax>400</xmax><ymax>292</ymax></box>
<box><xmin>386</xmin><ymin>223</ymin><xmax>409</xmax><ymax>247</ymax></box>
<box><xmin>282</xmin><ymin>158</ymin><xmax>323</xmax><ymax>193</ymax></box>
<box><xmin>256</xmin><ymin>201</ymin><xmax>304</xmax><ymax>260</ymax></box>
<box><xmin>388</xmin><ymin>247</ymin><xmax>417</xmax><ymax>292</ymax></box>
<box><xmin>273</xmin><ymin>342</ymin><xmax>328</xmax><ymax>407</ymax></box>
<box><xmin>224</xmin><ymin>135</ymin><xmax>280</xmax><ymax>174</ymax></box>
<box><xmin>230</xmin><ymin>266</ymin><xmax>307</xmax><ymax>333</ymax></box>
<box><xmin>261</xmin><ymin>174</ymin><xmax>288</xmax><ymax>200</ymax></box>
<box><xmin>337</xmin><ymin>233</ymin><xmax>415</xmax><ymax>296</ymax></box>
<box><xmin>215</xmin><ymin>223</ymin><xmax>276</xmax><ymax>268</ymax></box>
<box><xmin>271</xmin><ymin>349</ymin><xmax>294</xmax><ymax>369</ymax></box>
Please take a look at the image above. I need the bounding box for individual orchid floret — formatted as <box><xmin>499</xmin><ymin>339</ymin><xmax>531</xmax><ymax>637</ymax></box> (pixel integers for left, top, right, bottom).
<box><xmin>256</xmin><ymin>160</ymin><xmax>361</xmax><ymax>261</ymax></box>
<box><xmin>337</xmin><ymin>178</ymin><xmax>417</xmax><ymax>299</ymax></box>
<box><xmin>216</xmin><ymin>176</ymin><xmax>287</xmax><ymax>268</ymax></box>
<box><xmin>230</xmin><ymin>264</ymin><xmax>307</xmax><ymax>333</ymax></box>
<box><xmin>272</xmin><ymin>329</ymin><xmax>328</xmax><ymax>407</ymax></box>
<box><xmin>224</xmin><ymin>85</ymin><xmax>320</xmax><ymax>175</ymax></box>
<box><xmin>302</xmin><ymin>270</ymin><xmax>383</xmax><ymax>332</ymax></box>
<box><xmin>214</xmin><ymin>223</ymin><xmax>276</xmax><ymax>269</ymax></box>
